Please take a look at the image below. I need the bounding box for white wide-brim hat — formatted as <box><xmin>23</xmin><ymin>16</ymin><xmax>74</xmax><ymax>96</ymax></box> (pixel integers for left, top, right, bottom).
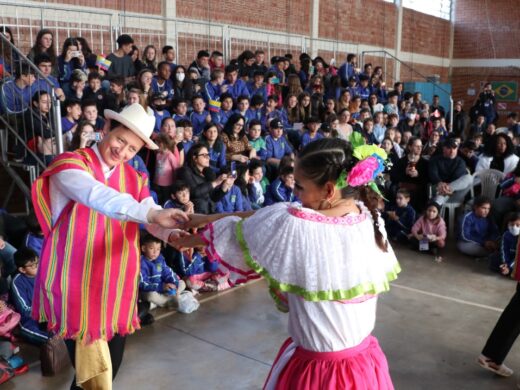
<box><xmin>104</xmin><ymin>103</ymin><xmax>158</xmax><ymax>150</ymax></box>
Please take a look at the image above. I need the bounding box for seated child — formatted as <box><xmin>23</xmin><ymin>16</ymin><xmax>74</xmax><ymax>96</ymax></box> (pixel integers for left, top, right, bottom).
<box><xmin>265</xmin><ymin>118</ymin><xmax>294</xmax><ymax>180</ymax></box>
<box><xmin>61</xmin><ymin>98</ymin><xmax>81</xmax><ymax>145</ymax></box>
<box><xmin>411</xmin><ymin>202</ymin><xmax>447</xmax><ymax>262</ymax></box>
<box><xmin>172</xmin><ymin>98</ymin><xmax>189</xmax><ymax>123</ymax></box>
<box><xmin>457</xmin><ymin>196</ymin><xmax>499</xmax><ymax>257</ymax></box>
<box><xmin>490</xmin><ymin>212</ymin><xmax>520</xmax><ymax>275</ymax></box>
<box><xmin>264</xmin><ymin>166</ymin><xmax>297</xmax><ymax>206</ymax></box>
<box><xmin>300</xmin><ymin>116</ymin><xmax>324</xmax><ymax>150</ymax></box>
<box><xmin>11</xmin><ymin>248</ymin><xmax>51</xmax><ymax>345</ymax></box>
<box><xmin>248</xmin><ymin>159</ymin><xmax>267</xmax><ymax>209</ymax></box>
<box><xmin>177</xmin><ymin>119</ymin><xmax>195</xmax><ymax>155</ymax></box>
<box><xmin>214</xmin><ymin>166</ymin><xmax>246</xmax><ymax>213</ymax></box>
<box><xmin>82</xmin><ymin>72</ymin><xmax>106</xmax><ymax>113</ymax></box>
<box><xmin>189</xmin><ymin>95</ymin><xmax>211</xmax><ymax>138</ymax></box>
<box><xmin>179</xmin><ymin>249</ymin><xmax>230</xmax><ymax>292</ymax></box>
<box><xmin>211</xmin><ymin>92</ymin><xmax>234</xmax><ymax>131</ymax></box>
<box><xmin>24</xmin><ymin>214</ymin><xmax>43</xmax><ymax>257</ymax></box>
<box><xmin>164</xmin><ymin>181</ymin><xmax>195</xmax><ymax>213</ymax></box>
<box><xmin>383</xmin><ymin>189</ymin><xmax>416</xmax><ymax>243</ymax></box>
<box><xmin>81</xmin><ymin>99</ymin><xmax>105</xmax><ymax>132</ymax></box>
<box><xmin>150</xmin><ymin>92</ymin><xmax>171</xmax><ymax>134</ymax></box>
<box><xmin>139</xmin><ymin>234</ymin><xmax>186</xmax><ymax>310</ymax></box>
<box><xmin>248</xmin><ymin>119</ymin><xmax>267</xmax><ymax>160</ymax></box>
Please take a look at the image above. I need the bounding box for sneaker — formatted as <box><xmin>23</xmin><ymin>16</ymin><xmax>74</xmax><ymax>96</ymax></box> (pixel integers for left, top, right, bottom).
<box><xmin>477</xmin><ymin>354</ymin><xmax>514</xmax><ymax>377</ymax></box>
<box><xmin>434</xmin><ymin>256</ymin><xmax>443</xmax><ymax>263</ymax></box>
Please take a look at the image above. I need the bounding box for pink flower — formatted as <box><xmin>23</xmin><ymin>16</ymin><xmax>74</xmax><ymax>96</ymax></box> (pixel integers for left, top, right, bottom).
<box><xmin>348</xmin><ymin>157</ymin><xmax>379</xmax><ymax>187</ymax></box>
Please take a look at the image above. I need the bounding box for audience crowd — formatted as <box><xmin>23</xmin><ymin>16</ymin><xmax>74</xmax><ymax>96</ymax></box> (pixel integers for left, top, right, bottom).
<box><xmin>0</xmin><ymin>26</ymin><xmax>519</xmax><ymax>382</ymax></box>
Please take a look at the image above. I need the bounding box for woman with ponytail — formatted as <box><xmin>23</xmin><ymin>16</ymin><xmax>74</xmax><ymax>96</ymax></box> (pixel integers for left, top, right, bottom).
<box><xmin>175</xmin><ymin>138</ymin><xmax>400</xmax><ymax>389</ymax></box>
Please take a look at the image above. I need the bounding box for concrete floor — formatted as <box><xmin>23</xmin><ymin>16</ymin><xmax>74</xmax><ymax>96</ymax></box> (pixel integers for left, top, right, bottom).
<box><xmin>6</xmin><ymin>242</ymin><xmax>520</xmax><ymax>390</ymax></box>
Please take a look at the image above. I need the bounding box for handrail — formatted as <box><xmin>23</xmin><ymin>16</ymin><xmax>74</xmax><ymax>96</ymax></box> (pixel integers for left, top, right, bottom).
<box><xmin>361</xmin><ymin>49</ymin><xmax>451</xmax><ymax>96</ymax></box>
<box><xmin>0</xmin><ymin>34</ymin><xmax>64</xmax><ymax>155</ymax></box>
<box><xmin>362</xmin><ymin>49</ymin><xmax>453</xmax><ymax>126</ymax></box>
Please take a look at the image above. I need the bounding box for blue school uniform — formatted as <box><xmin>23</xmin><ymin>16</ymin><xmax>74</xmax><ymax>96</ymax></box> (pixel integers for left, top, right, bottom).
<box><xmin>25</xmin><ymin>233</ymin><xmax>43</xmax><ymax>257</ymax></box>
<box><xmin>127</xmin><ymin>155</ymin><xmax>149</xmax><ymax>178</ymax></box>
<box><xmin>247</xmin><ymin>82</ymin><xmax>267</xmax><ymax>102</ymax></box>
<box><xmin>151</xmin><ymin>77</ymin><xmax>175</xmax><ymax>100</ymax></box>
<box><xmin>164</xmin><ymin>199</ymin><xmax>185</xmax><ymax>210</ymax></box>
<box><xmin>338</xmin><ymin>62</ymin><xmax>358</xmax><ymax>86</ymax></box>
<box><xmin>384</xmin><ymin>204</ymin><xmax>416</xmax><ymax>242</ymax></box>
<box><xmin>224</xmin><ymin>79</ymin><xmax>250</xmax><ymax>101</ymax></box>
<box><xmin>139</xmin><ymin>254</ymin><xmax>180</xmax><ymax>294</ymax></box>
<box><xmin>173</xmin><ymin>114</ymin><xmax>189</xmax><ymax>123</ymax></box>
<box><xmin>182</xmin><ymin>140</ymin><xmax>194</xmax><ymax>155</ymax></box>
<box><xmin>203</xmin><ymin>81</ymin><xmax>221</xmax><ymax>103</ymax></box>
<box><xmin>458</xmin><ymin>211</ymin><xmax>500</xmax><ymax>245</ymax></box>
<box><xmin>501</xmin><ymin>231</ymin><xmax>518</xmax><ymax>269</ymax></box>
<box><xmin>11</xmin><ymin>274</ymin><xmax>50</xmax><ymax>344</ymax></box>
<box><xmin>153</xmin><ymin>109</ymin><xmax>171</xmax><ymax>133</ymax></box>
<box><xmin>189</xmin><ymin>110</ymin><xmax>209</xmax><ymax>136</ymax></box>
<box><xmin>1</xmin><ymin>80</ymin><xmax>32</xmax><ymax>113</ymax></box>
<box><xmin>211</xmin><ymin>109</ymin><xmax>233</xmax><ymax>130</ymax></box>
<box><xmin>354</xmin><ymin>85</ymin><xmax>371</xmax><ymax>100</ymax></box>
<box><xmin>264</xmin><ymin>178</ymin><xmax>297</xmax><ymax>206</ymax></box>
<box><xmin>233</xmin><ymin>109</ymin><xmax>256</xmax><ymax>125</ymax></box>
<box><xmin>300</xmin><ymin>131</ymin><xmax>324</xmax><ymax>149</ymax></box>
<box><xmin>208</xmin><ymin>143</ymin><xmax>227</xmax><ymax>173</ymax></box>
<box><xmin>177</xmin><ymin>251</ymin><xmax>218</xmax><ymax>278</ymax></box>
<box><xmin>61</xmin><ymin>117</ymin><xmax>77</xmax><ymax>135</ymax></box>
<box><xmin>265</xmin><ymin>135</ymin><xmax>293</xmax><ymax>160</ymax></box>
<box><xmin>215</xmin><ymin>185</ymin><xmax>245</xmax><ymax>213</ymax></box>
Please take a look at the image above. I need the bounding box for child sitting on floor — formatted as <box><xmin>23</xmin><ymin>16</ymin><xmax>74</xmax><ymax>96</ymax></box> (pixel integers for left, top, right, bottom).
<box><xmin>457</xmin><ymin>196</ymin><xmax>499</xmax><ymax>258</ymax></box>
<box><xmin>490</xmin><ymin>212</ymin><xmax>520</xmax><ymax>276</ymax></box>
<box><xmin>139</xmin><ymin>234</ymin><xmax>186</xmax><ymax>310</ymax></box>
<box><xmin>383</xmin><ymin>189</ymin><xmax>416</xmax><ymax>244</ymax></box>
<box><xmin>411</xmin><ymin>202</ymin><xmax>447</xmax><ymax>262</ymax></box>
<box><xmin>11</xmin><ymin>248</ymin><xmax>51</xmax><ymax>345</ymax></box>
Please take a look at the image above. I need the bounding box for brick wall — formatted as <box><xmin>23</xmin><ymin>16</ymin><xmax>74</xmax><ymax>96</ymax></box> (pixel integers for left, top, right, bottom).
<box><xmin>35</xmin><ymin>0</ymin><xmax>163</xmax><ymax>15</ymax></box>
<box><xmin>318</xmin><ymin>0</ymin><xmax>397</xmax><ymax>49</ymax></box>
<box><xmin>176</xmin><ymin>0</ymin><xmax>312</xmax><ymax>36</ymax></box>
<box><xmin>452</xmin><ymin>0</ymin><xmax>520</xmax><ymax>124</ymax></box>
<box><xmin>453</xmin><ymin>0</ymin><xmax>520</xmax><ymax>59</ymax></box>
<box><xmin>401</xmin><ymin>8</ymin><xmax>451</xmax><ymax>58</ymax></box>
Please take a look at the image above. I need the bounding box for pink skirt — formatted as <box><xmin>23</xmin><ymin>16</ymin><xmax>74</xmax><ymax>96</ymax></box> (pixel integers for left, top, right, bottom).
<box><xmin>265</xmin><ymin>335</ymin><xmax>394</xmax><ymax>390</ymax></box>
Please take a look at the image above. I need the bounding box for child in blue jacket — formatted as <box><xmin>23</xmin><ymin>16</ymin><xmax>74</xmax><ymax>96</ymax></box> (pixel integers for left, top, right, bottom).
<box><xmin>11</xmin><ymin>248</ymin><xmax>51</xmax><ymax>345</ymax></box>
<box><xmin>457</xmin><ymin>196</ymin><xmax>500</xmax><ymax>257</ymax></box>
<box><xmin>384</xmin><ymin>189</ymin><xmax>416</xmax><ymax>244</ymax></box>
<box><xmin>490</xmin><ymin>212</ymin><xmax>520</xmax><ymax>275</ymax></box>
<box><xmin>139</xmin><ymin>235</ymin><xmax>185</xmax><ymax>309</ymax></box>
<box><xmin>264</xmin><ymin>166</ymin><xmax>298</xmax><ymax>206</ymax></box>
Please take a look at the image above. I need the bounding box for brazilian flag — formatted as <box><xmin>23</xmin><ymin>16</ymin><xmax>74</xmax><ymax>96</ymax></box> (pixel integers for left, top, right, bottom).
<box><xmin>492</xmin><ymin>81</ymin><xmax>518</xmax><ymax>102</ymax></box>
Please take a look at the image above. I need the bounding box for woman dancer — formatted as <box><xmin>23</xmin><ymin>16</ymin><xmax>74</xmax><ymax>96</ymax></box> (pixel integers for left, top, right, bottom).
<box><xmin>177</xmin><ymin>138</ymin><xmax>400</xmax><ymax>389</ymax></box>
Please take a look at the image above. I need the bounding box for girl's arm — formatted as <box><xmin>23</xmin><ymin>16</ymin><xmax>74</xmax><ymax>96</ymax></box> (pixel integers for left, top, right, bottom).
<box><xmin>183</xmin><ymin>210</ymin><xmax>256</xmax><ymax>229</ymax></box>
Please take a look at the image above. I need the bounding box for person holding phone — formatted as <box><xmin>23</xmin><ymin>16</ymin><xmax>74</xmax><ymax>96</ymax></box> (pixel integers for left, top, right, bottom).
<box><xmin>57</xmin><ymin>37</ymin><xmax>86</xmax><ymax>89</ymax></box>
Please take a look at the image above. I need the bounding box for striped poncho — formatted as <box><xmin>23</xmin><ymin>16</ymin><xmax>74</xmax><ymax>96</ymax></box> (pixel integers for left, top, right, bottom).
<box><xmin>31</xmin><ymin>148</ymin><xmax>150</xmax><ymax>343</ymax></box>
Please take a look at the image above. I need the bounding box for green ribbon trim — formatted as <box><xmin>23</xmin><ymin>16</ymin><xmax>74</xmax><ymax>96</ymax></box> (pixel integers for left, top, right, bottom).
<box><xmin>236</xmin><ymin>220</ymin><xmax>402</xmax><ymax>302</ymax></box>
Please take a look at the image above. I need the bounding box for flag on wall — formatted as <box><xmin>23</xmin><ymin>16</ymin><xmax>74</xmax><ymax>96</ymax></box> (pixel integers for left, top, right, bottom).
<box><xmin>491</xmin><ymin>81</ymin><xmax>518</xmax><ymax>102</ymax></box>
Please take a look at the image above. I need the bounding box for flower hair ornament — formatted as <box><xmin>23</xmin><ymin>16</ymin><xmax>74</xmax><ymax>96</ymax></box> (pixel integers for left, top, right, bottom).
<box><xmin>335</xmin><ymin>132</ymin><xmax>388</xmax><ymax>198</ymax></box>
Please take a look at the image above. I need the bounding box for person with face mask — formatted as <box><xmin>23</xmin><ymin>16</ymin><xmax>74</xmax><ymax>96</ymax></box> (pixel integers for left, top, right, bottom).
<box><xmin>150</xmin><ymin>92</ymin><xmax>171</xmax><ymax>134</ymax></box>
<box><xmin>488</xmin><ymin>213</ymin><xmax>520</xmax><ymax>276</ymax></box>
<box><xmin>172</xmin><ymin>65</ymin><xmax>194</xmax><ymax>102</ymax></box>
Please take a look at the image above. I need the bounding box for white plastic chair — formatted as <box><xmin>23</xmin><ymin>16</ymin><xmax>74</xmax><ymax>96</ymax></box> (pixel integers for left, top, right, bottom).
<box><xmin>472</xmin><ymin>169</ymin><xmax>504</xmax><ymax>200</ymax></box>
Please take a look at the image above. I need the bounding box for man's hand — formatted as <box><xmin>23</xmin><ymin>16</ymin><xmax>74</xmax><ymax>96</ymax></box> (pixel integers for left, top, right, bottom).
<box><xmin>500</xmin><ymin>263</ymin><xmax>510</xmax><ymax>275</ymax></box>
<box><xmin>147</xmin><ymin>208</ymin><xmax>189</xmax><ymax>229</ymax></box>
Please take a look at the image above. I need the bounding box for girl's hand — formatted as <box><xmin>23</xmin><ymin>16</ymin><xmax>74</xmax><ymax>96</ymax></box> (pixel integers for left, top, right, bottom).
<box><xmin>416</xmin><ymin>234</ymin><xmax>423</xmax><ymax>240</ymax></box>
<box><xmin>65</xmin><ymin>49</ymin><xmax>74</xmax><ymax>62</ymax></box>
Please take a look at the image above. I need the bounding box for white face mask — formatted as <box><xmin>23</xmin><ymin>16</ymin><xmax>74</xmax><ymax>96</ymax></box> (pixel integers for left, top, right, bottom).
<box><xmin>176</xmin><ymin>73</ymin><xmax>185</xmax><ymax>82</ymax></box>
<box><xmin>508</xmin><ymin>226</ymin><xmax>520</xmax><ymax>236</ymax></box>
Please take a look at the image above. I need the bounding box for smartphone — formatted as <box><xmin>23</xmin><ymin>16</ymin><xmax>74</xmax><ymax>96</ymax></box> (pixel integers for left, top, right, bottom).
<box><xmin>271</xmin><ymin>77</ymin><xmax>280</xmax><ymax>85</ymax></box>
<box><xmin>309</xmin><ymin>66</ymin><xmax>315</xmax><ymax>75</ymax></box>
<box><xmin>88</xmin><ymin>132</ymin><xmax>102</xmax><ymax>142</ymax></box>
<box><xmin>71</xmin><ymin>51</ymin><xmax>81</xmax><ymax>58</ymax></box>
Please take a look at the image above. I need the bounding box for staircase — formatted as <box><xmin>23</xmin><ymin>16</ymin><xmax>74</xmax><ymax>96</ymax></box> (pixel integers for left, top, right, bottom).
<box><xmin>0</xmin><ymin>34</ymin><xmax>63</xmax><ymax>213</ymax></box>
